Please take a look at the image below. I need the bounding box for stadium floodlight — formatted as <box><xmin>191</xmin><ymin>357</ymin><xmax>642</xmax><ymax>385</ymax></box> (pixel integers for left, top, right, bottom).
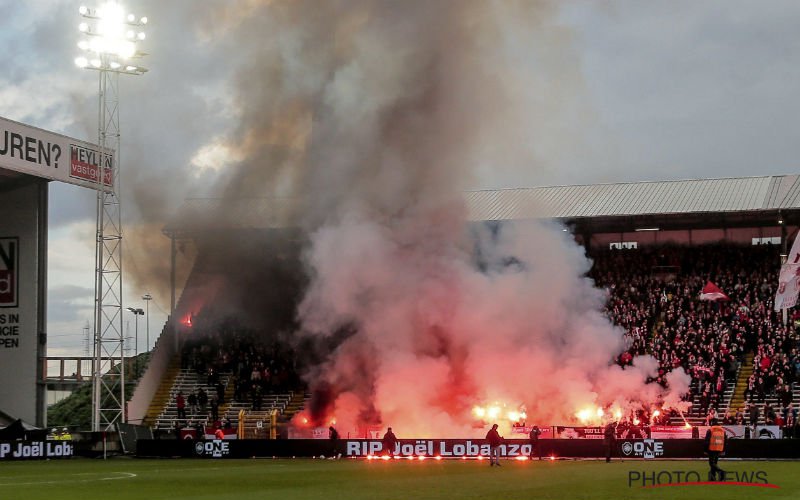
<box><xmin>126</xmin><ymin>307</ymin><xmax>144</xmax><ymax>376</ymax></box>
<box><xmin>75</xmin><ymin>1</ymin><xmax>149</xmax><ymax>432</ymax></box>
<box><xmin>75</xmin><ymin>1</ymin><xmax>148</xmax><ymax>75</ymax></box>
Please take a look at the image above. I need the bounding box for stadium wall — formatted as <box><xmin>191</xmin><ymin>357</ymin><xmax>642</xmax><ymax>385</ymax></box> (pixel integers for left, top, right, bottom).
<box><xmin>127</xmin><ymin>324</ymin><xmax>178</xmax><ymax>425</ymax></box>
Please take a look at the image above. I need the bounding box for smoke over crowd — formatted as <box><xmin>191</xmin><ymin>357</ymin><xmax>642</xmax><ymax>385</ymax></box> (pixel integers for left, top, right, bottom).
<box><xmin>134</xmin><ymin>1</ymin><xmax>690</xmax><ymax>436</ymax></box>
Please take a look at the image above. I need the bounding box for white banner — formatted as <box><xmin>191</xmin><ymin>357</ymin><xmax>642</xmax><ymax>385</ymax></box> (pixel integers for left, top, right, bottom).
<box><xmin>0</xmin><ymin>116</ymin><xmax>112</xmax><ymax>191</ymax></box>
<box><xmin>775</xmin><ymin>234</ymin><xmax>800</xmax><ymax>310</ymax></box>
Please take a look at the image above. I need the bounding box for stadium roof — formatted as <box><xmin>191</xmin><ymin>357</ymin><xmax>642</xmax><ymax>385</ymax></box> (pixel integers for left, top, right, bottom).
<box><xmin>465</xmin><ymin>175</ymin><xmax>800</xmax><ymax>221</ymax></box>
<box><xmin>166</xmin><ymin>175</ymin><xmax>800</xmax><ymax>235</ymax></box>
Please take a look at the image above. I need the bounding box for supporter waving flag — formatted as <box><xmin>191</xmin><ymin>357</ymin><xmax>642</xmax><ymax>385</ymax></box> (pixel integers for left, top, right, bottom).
<box><xmin>699</xmin><ymin>281</ymin><xmax>730</xmax><ymax>301</ymax></box>
<box><xmin>775</xmin><ymin>233</ymin><xmax>800</xmax><ymax>310</ymax></box>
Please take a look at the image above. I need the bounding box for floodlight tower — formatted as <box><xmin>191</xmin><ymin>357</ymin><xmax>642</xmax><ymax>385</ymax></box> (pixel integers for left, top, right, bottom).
<box><xmin>75</xmin><ymin>1</ymin><xmax>148</xmax><ymax>431</ymax></box>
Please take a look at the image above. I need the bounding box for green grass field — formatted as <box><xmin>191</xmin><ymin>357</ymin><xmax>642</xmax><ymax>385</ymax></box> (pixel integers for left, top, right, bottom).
<box><xmin>0</xmin><ymin>458</ymin><xmax>797</xmax><ymax>500</ymax></box>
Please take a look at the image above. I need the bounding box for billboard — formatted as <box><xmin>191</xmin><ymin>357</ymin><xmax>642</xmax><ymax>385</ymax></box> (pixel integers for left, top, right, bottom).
<box><xmin>0</xmin><ymin>116</ymin><xmax>113</xmax><ymax>192</ymax></box>
<box><xmin>0</xmin><ymin>441</ymin><xmax>73</xmax><ymax>461</ymax></box>
<box><xmin>0</xmin><ymin>238</ymin><xmax>18</xmax><ymax>309</ymax></box>
<box><xmin>0</xmin><ymin>183</ymin><xmax>42</xmax><ymax>424</ymax></box>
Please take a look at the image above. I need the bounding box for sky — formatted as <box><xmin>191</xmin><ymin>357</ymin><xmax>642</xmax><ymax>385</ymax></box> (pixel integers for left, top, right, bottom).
<box><xmin>2</xmin><ymin>0</ymin><xmax>799</xmax><ymax>358</ymax></box>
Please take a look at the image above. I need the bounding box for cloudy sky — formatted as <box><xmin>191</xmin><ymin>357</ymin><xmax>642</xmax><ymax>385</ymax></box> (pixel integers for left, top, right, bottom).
<box><xmin>2</xmin><ymin>0</ymin><xmax>799</xmax><ymax>357</ymax></box>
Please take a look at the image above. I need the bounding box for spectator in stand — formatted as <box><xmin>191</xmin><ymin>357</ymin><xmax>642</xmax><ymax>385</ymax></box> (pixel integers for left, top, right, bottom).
<box><xmin>785</xmin><ymin>408</ymin><xmax>796</xmax><ymax>439</ymax></box>
<box><xmin>216</xmin><ymin>381</ymin><xmax>225</xmax><ymax>405</ymax></box>
<box><xmin>210</xmin><ymin>394</ymin><xmax>219</xmax><ymax>422</ymax></box>
<box><xmin>765</xmin><ymin>403</ymin><xmax>777</xmax><ymax>425</ymax></box>
<box><xmin>172</xmin><ymin>420</ymin><xmax>184</xmax><ymax>440</ymax></box>
<box><xmin>188</xmin><ymin>390</ymin><xmax>198</xmax><ymax>416</ymax></box>
<box><xmin>198</xmin><ymin>387</ymin><xmax>208</xmax><ymax>415</ymax></box>
<box><xmin>748</xmin><ymin>401</ymin><xmax>760</xmax><ymax>428</ymax></box>
<box><xmin>176</xmin><ymin>391</ymin><xmax>186</xmax><ymax>420</ymax></box>
<box><xmin>214</xmin><ymin>427</ymin><xmax>224</xmax><ymax>440</ymax></box>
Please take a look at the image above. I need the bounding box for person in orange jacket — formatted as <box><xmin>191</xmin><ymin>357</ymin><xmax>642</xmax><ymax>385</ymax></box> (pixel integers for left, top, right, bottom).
<box><xmin>214</xmin><ymin>427</ymin><xmax>225</xmax><ymax>440</ymax></box>
<box><xmin>704</xmin><ymin>418</ymin><xmax>726</xmax><ymax>481</ymax></box>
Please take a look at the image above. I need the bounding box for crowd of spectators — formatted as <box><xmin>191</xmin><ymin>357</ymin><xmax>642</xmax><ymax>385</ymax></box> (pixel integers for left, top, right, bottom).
<box><xmin>181</xmin><ymin>313</ymin><xmax>301</xmax><ymax>413</ymax></box>
<box><xmin>165</xmin><ymin>242</ymin><xmax>800</xmax><ymax>434</ymax></box>
<box><xmin>590</xmin><ymin>243</ymin><xmax>800</xmax><ymax>419</ymax></box>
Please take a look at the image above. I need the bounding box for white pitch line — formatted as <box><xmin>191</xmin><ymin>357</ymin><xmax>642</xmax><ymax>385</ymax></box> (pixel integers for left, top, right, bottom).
<box><xmin>0</xmin><ymin>471</ymin><xmax>136</xmax><ymax>487</ymax></box>
<box><xmin>147</xmin><ymin>467</ymin><xmax>223</xmax><ymax>473</ymax></box>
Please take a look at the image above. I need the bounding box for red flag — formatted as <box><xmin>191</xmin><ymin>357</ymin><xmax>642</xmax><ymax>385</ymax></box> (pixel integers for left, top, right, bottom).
<box><xmin>699</xmin><ymin>281</ymin><xmax>730</xmax><ymax>301</ymax></box>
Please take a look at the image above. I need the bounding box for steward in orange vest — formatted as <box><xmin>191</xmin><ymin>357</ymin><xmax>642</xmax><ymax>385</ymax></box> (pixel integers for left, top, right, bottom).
<box><xmin>704</xmin><ymin>419</ymin><xmax>726</xmax><ymax>481</ymax></box>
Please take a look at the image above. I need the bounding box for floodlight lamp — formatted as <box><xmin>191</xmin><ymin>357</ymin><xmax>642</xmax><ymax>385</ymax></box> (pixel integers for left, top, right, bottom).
<box><xmin>75</xmin><ymin>56</ymin><xmax>89</xmax><ymax>68</ymax></box>
<box><xmin>125</xmin><ymin>65</ymin><xmax>137</xmax><ymax>72</ymax></box>
<box><xmin>140</xmin><ymin>16</ymin><xmax>147</xmax><ymax>24</ymax></box>
<box><xmin>137</xmin><ymin>32</ymin><xmax>145</xmax><ymax>40</ymax></box>
<box><xmin>78</xmin><ymin>40</ymin><xmax>90</xmax><ymax>51</ymax></box>
<box><xmin>79</xmin><ymin>22</ymin><xmax>89</xmax><ymax>32</ymax></box>
<box><xmin>79</xmin><ymin>5</ymin><xmax>89</xmax><ymax>15</ymax></box>
<box><xmin>90</xmin><ymin>58</ymin><xmax>102</xmax><ymax>68</ymax></box>
<box><xmin>127</xmin><ymin>13</ymin><xmax>135</xmax><ymax>22</ymax></box>
<box><xmin>119</xmin><ymin>41</ymin><xmax>136</xmax><ymax>59</ymax></box>
<box><xmin>109</xmin><ymin>61</ymin><xmax>121</xmax><ymax>69</ymax></box>
<box><xmin>89</xmin><ymin>37</ymin><xmax>105</xmax><ymax>53</ymax></box>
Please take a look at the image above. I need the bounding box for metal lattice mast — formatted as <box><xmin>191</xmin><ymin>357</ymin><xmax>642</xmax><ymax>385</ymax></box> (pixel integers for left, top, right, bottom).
<box><xmin>75</xmin><ymin>2</ymin><xmax>148</xmax><ymax>431</ymax></box>
<box><xmin>92</xmin><ymin>62</ymin><xmax>125</xmax><ymax>430</ymax></box>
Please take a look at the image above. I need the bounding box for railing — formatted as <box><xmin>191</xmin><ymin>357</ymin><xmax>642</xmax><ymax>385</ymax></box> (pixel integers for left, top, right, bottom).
<box><xmin>43</xmin><ymin>356</ymin><xmax>112</xmax><ymax>384</ymax></box>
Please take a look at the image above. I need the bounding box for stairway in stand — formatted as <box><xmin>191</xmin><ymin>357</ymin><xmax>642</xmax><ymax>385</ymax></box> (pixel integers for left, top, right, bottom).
<box><xmin>281</xmin><ymin>391</ymin><xmax>310</xmax><ymax>422</ymax></box>
<box><xmin>728</xmin><ymin>352</ymin><xmax>754</xmax><ymax>414</ymax></box>
<box><xmin>142</xmin><ymin>357</ymin><xmax>181</xmax><ymax>427</ymax></box>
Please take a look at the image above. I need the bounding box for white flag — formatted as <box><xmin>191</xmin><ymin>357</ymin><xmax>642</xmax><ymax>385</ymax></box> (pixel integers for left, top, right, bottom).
<box><xmin>775</xmin><ymin>234</ymin><xmax>800</xmax><ymax>311</ymax></box>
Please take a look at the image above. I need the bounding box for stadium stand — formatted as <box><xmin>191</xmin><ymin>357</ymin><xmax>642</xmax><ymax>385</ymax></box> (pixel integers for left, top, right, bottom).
<box><xmin>591</xmin><ymin>243</ymin><xmax>799</xmax><ymax>425</ymax></box>
<box><xmin>133</xmin><ymin>176</ymin><xmax>800</xmax><ymax>434</ymax></box>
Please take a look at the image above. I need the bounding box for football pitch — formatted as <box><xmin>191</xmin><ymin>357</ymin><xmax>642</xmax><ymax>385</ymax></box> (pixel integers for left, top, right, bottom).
<box><xmin>0</xmin><ymin>458</ymin><xmax>798</xmax><ymax>500</ymax></box>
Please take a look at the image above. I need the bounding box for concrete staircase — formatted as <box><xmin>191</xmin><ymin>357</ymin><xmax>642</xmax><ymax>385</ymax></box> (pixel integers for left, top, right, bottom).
<box><xmin>281</xmin><ymin>391</ymin><xmax>310</xmax><ymax>422</ymax></box>
<box><xmin>142</xmin><ymin>357</ymin><xmax>180</xmax><ymax>427</ymax></box>
<box><xmin>152</xmin><ymin>368</ymin><xmax>233</xmax><ymax>429</ymax></box>
<box><xmin>728</xmin><ymin>352</ymin><xmax>755</xmax><ymax>413</ymax></box>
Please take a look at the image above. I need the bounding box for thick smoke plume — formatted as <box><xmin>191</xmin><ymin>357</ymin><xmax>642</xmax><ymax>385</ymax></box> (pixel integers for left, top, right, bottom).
<box><xmin>123</xmin><ymin>0</ymin><xmax>688</xmax><ymax>436</ymax></box>
<box><xmin>221</xmin><ymin>0</ymin><xmax>689</xmax><ymax>436</ymax></box>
